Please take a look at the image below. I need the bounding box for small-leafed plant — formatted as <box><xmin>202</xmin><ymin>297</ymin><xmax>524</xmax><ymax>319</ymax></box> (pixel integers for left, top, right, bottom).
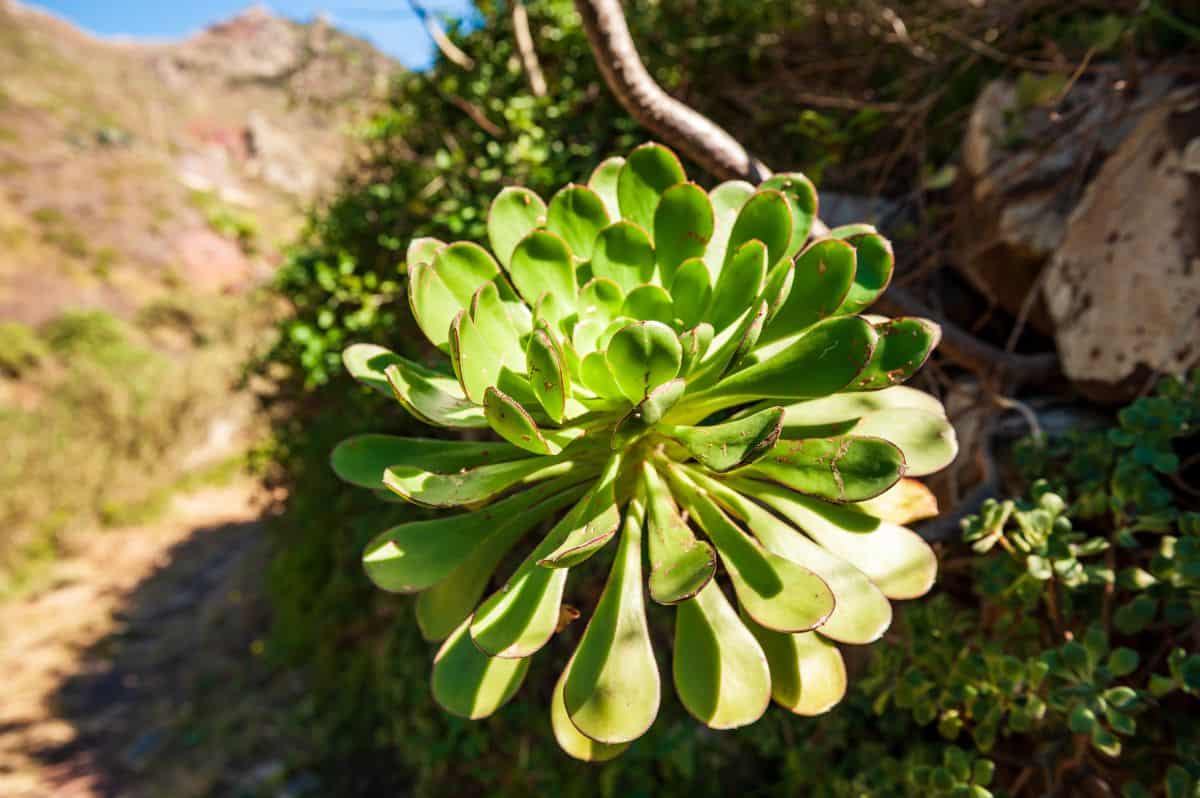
<box><xmin>332</xmin><ymin>142</ymin><xmax>956</xmax><ymax>758</ymax></box>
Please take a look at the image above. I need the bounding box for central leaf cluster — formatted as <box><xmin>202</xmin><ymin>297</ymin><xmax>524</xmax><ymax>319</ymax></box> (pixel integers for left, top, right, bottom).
<box><xmin>334</xmin><ymin>142</ymin><xmax>957</xmax><ymax>760</ymax></box>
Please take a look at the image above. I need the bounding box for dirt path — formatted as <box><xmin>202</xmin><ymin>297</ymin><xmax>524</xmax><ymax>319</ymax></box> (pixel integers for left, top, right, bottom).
<box><xmin>0</xmin><ymin>480</ymin><xmax>300</xmax><ymax>797</ymax></box>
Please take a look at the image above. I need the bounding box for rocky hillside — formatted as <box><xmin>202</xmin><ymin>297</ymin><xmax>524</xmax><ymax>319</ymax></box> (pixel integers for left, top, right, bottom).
<box><xmin>0</xmin><ymin>1</ymin><xmax>398</xmax><ymax>324</ymax></box>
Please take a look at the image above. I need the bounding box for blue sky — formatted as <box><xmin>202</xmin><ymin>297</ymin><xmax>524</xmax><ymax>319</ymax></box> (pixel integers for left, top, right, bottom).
<box><xmin>28</xmin><ymin>0</ymin><xmax>478</xmax><ymax>69</ymax></box>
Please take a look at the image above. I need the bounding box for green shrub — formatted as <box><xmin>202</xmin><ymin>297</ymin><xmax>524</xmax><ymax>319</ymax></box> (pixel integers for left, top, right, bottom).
<box><xmin>0</xmin><ymin>320</ymin><xmax>48</xmax><ymax>377</ymax></box>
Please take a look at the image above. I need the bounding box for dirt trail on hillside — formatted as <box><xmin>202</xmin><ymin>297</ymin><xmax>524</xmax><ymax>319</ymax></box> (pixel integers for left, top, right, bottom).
<box><xmin>0</xmin><ymin>481</ymin><xmax>299</xmax><ymax>797</ymax></box>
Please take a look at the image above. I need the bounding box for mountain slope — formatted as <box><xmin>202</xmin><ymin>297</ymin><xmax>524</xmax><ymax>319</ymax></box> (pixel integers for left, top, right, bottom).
<box><xmin>0</xmin><ymin>1</ymin><xmax>398</xmax><ymax>324</ymax></box>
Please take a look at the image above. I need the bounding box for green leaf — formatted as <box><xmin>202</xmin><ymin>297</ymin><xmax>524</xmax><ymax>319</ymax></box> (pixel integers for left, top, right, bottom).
<box><xmin>761</xmin><ymin>238</ymin><xmax>856</xmax><ymax>343</ymax></box>
<box><xmin>701</xmin><ymin>182</ymin><xmax>754</xmax><ymax>276</ymax></box>
<box><xmin>1103</xmin><ymin>686</ymin><xmax>1139</xmax><ymax>710</ymax></box>
<box><xmin>837</xmin><ymin>232</ymin><xmax>894</xmax><ymax>314</ymax></box>
<box><xmin>590</xmin><ymin>222</ymin><xmax>655</xmax><ymax>294</ymax></box>
<box><xmin>384</xmin><ymin>455</ymin><xmax>583</xmax><ymax>509</ymax></box>
<box><xmin>587</xmin><ymin>156</ymin><xmax>624</xmax><ymax>219</ymax></box>
<box><xmin>744</xmin><ymin>436</ymin><xmax>905</xmax><ymax>502</ymax></box>
<box><xmin>661</xmin><ymin>406</ymin><xmax>784</xmax><ymax>473</ymax></box>
<box><xmin>1114</xmin><ymin>594</ymin><xmax>1158</xmax><ymax>634</ymax></box>
<box><xmin>686</xmin><ymin>301</ymin><xmax>768</xmax><ymax>391</ymax></box>
<box><xmin>564</xmin><ymin>497</ymin><xmax>660</xmax><ymax>743</ymax></box>
<box><xmin>692</xmin><ymin>471</ymin><xmax>892</xmax><ymax>644</ymax></box>
<box><xmin>779</xmin><ymin>385</ymin><xmax>947</xmax><ymax>426</ymax></box>
<box><xmin>851</xmin><ymin>317</ymin><xmax>940</xmax><ymax>390</ymax></box>
<box><xmin>416</xmin><ymin>493</ymin><xmax>556</xmax><ymax>640</ymax></box>
<box><xmin>678</xmin><ymin>323</ymin><xmax>714</xmax><ymax>376</ymax></box>
<box><xmin>612</xmin><ymin>379</ymin><xmax>686</xmax><ymax>448</ymax></box>
<box><xmin>741</xmin><ymin>479</ymin><xmax>937</xmax><ymax>599</ymax></box>
<box><xmin>711</xmin><ymin>239</ymin><xmax>767</xmax><ymax>331</ymax></box>
<box><xmin>341</xmin><ymin>340</ymin><xmax>397</xmax><ymax>393</ymax></box>
<box><xmin>577</xmin><ymin>277</ymin><xmax>625</xmax><ymax>324</ymax></box>
<box><xmin>1069</xmin><ymin>704</ymin><xmax>1097</xmax><ymax>734</ymax></box>
<box><xmin>1106</xmin><ymin>648</ymin><xmax>1140</xmax><ymax>678</ymax></box>
<box><xmin>432</xmin><ymin>617</ymin><xmax>529</xmax><ymax>719</ymax></box>
<box><xmin>621</xmin><ymin>284</ymin><xmax>675</xmax><ymax>326</ymax></box>
<box><xmin>760</xmin><ymin>172</ymin><xmax>818</xmax><ymax>260</ymax></box>
<box><xmin>680</xmin><ymin>315</ymin><xmax>877</xmax><ymax>419</ymax></box>
<box><xmin>654</xmin><ymin>182</ymin><xmax>714</xmax><ymax>283</ymax></box>
<box><xmin>468</xmin><ymin>282</ymin><xmax>525</xmax><ymax>369</ymax></box>
<box><xmin>725</xmin><ymin>189</ymin><xmax>792</xmax><ymax>269</ymax></box>
<box><xmin>527</xmin><ymin>328</ymin><xmax>569</xmax><ymax>423</ymax></box>
<box><xmin>450</xmin><ymin>310</ymin><xmax>501</xmax><ymax>404</ymax></box>
<box><xmin>670</xmin><ymin>257</ymin><xmax>713</xmax><ymax>330</ymax></box>
<box><xmin>580</xmin><ymin>350</ymin><xmax>625</xmax><ymax>400</ymax></box>
<box><xmin>761</xmin><ymin>259</ymin><xmax>795</xmax><ymax>324</ymax></box>
<box><xmin>670</xmin><ymin>469</ymin><xmax>835</xmax><ymax>633</ymax></box>
<box><xmin>842</xmin><ymin>407</ymin><xmax>958</xmax><ymax>477</ymax></box>
<box><xmin>828</xmin><ymin>223</ymin><xmax>876</xmax><ymax>239</ymax></box>
<box><xmin>409</xmin><ymin>242</ymin><xmax>506</xmax><ymax>352</ymax></box>
<box><xmin>674</xmin><ymin>581</ymin><xmax>771</xmax><ymax>729</ymax></box>
<box><xmin>534</xmin><ymin>289</ymin><xmax>569</xmax><ymax>329</ymax></box>
<box><xmin>742</xmin><ymin>615</ymin><xmax>847</xmax><ymax>716</ymax></box>
<box><xmin>406</xmin><ymin>236</ymin><xmax>445</xmax><ymax>268</ymax></box>
<box><xmin>363</xmin><ymin>477</ymin><xmax>584</xmax><ymax>593</ymax></box>
<box><xmin>552</xmin><ymin>661</ymin><xmax>630</xmax><ymax>762</ymax></box>
<box><xmin>484</xmin><ymin>387</ymin><xmax>557</xmax><ymax>455</ymax></box>
<box><xmin>1165</xmin><ymin>766</ymin><xmax>1192</xmax><ymax>798</ymax></box>
<box><xmin>487</xmin><ymin>186</ymin><xmax>546</xmax><ymax>269</ymax></box>
<box><xmin>331</xmin><ymin>433</ymin><xmax>527</xmax><ymax>490</ymax></box>
<box><xmin>617</xmin><ymin>142</ymin><xmax>686</xmax><ymax>233</ymax></box>
<box><xmin>606</xmin><ymin>320</ymin><xmax>683</xmax><ymax>402</ymax></box>
<box><xmin>547</xmin><ymin>184</ymin><xmax>610</xmax><ymax>260</ymax></box>
<box><xmin>469</xmin><ymin>497</ymin><xmax>591</xmax><ymax>658</ymax></box>
<box><xmin>539</xmin><ymin>455</ymin><xmax>623</xmax><ymax>568</ymax></box>
<box><xmin>508</xmin><ymin>230</ymin><xmax>577</xmax><ymax>310</ymax></box>
<box><xmin>382</xmin><ymin>358</ymin><xmax>488</xmax><ymax>428</ymax></box>
<box><xmin>642</xmin><ymin>464</ymin><xmax>716</xmax><ymax>604</ymax></box>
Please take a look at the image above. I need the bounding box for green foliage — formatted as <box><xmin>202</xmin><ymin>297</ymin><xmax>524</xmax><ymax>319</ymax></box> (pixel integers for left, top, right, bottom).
<box><xmin>0</xmin><ymin>320</ymin><xmax>48</xmax><ymax>376</ymax></box>
<box><xmin>336</xmin><ymin>142</ymin><xmax>954</xmax><ymax>756</ymax></box>
<box><xmin>190</xmin><ymin>189</ymin><xmax>260</xmax><ymax>254</ymax></box>
<box><xmin>0</xmin><ymin>299</ymin><xmax>267</xmax><ymax>594</ymax></box>
<box><xmin>865</xmin><ymin>373</ymin><xmax>1200</xmax><ymax>797</ymax></box>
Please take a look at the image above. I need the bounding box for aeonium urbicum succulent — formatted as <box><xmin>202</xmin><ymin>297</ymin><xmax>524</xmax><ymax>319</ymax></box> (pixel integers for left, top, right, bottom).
<box><xmin>333</xmin><ymin>142</ymin><xmax>957</xmax><ymax>760</ymax></box>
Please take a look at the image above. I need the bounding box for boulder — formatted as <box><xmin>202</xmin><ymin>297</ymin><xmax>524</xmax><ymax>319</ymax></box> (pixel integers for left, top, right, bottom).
<box><xmin>1043</xmin><ymin>92</ymin><xmax>1200</xmax><ymax>399</ymax></box>
<box><xmin>955</xmin><ymin>74</ymin><xmax>1175</xmax><ymax>332</ymax></box>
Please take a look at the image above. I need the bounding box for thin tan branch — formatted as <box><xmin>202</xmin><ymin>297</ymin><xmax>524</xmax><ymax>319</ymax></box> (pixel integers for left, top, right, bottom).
<box><xmin>573</xmin><ymin>0</ymin><xmax>771</xmax><ymax>182</ymax></box>
<box><xmin>446</xmin><ymin>95</ymin><xmax>504</xmax><ymax>137</ymax></box>
<box><xmin>512</xmin><ymin>0</ymin><xmax>547</xmax><ymax>97</ymax></box>
<box><xmin>407</xmin><ymin>0</ymin><xmax>475</xmax><ymax>70</ymax></box>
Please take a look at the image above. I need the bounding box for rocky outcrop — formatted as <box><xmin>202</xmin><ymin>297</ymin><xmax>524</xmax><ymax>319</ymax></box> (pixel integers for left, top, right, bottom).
<box><xmin>956</xmin><ymin>74</ymin><xmax>1177</xmax><ymax>333</ymax></box>
<box><xmin>1044</xmin><ymin>94</ymin><xmax>1200</xmax><ymax>396</ymax></box>
<box><xmin>0</xmin><ymin>2</ymin><xmax>397</xmax><ymax>324</ymax></box>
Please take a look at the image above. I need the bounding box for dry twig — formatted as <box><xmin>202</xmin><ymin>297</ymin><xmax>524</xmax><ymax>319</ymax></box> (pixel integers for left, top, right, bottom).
<box><xmin>512</xmin><ymin>0</ymin><xmax>547</xmax><ymax>97</ymax></box>
<box><xmin>573</xmin><ymin>0</ymin><xmax>771</xmax><ymax>182</ymax></box>
<box><xmin>407</xmin><ymin>0</ymin><xmax>476</xmax><ymax>70</ymax></box>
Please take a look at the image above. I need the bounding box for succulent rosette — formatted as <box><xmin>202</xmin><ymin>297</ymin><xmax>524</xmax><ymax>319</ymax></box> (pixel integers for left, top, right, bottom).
<box><xmin>333</xmin><ymin>142</ymin><xmax>957</xmax><ymax>760</ymax></box>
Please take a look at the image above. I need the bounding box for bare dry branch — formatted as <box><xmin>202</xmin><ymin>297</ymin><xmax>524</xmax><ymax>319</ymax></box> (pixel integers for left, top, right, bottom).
<box><xmin>407</xmin><ymin>0</ymin><xmax>475</xmax><ymax>71</ymax></box>
<box><xmin>573</xmin><ymin>0</ymin><xmax>771</xmax><ymax>182</ymax></box>
<box><xmin>513</xmin><ymin>0</ymin><xmax>547</xmax><ymax>97</ymax></box>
